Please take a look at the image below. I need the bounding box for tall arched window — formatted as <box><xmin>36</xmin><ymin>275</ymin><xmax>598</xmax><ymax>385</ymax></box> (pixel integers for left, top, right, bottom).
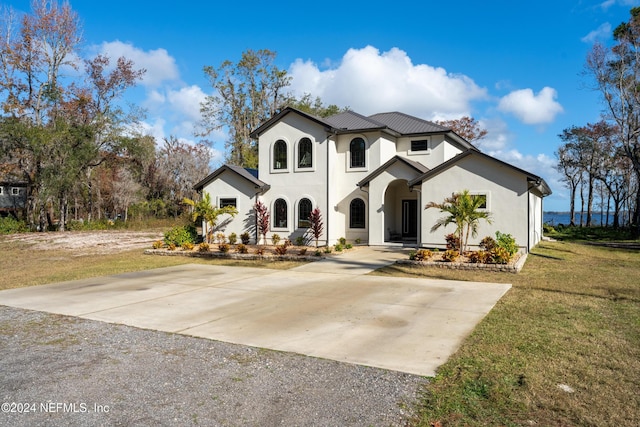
<box><xmin>298</xmin><ymin>198</ymin><xmax>312</xmax><ymax>228</ymax></box>
<box><xmin>273</xmin><ymin>140</ymin><xmax>287</xmax><ymax>169</ymax></box>
<box><xmin>274</xmin><ymin>198</ymin><xmax>287</xmax><ymax>228</ymax></box>
<box><xmin>350</xmin><ymin>198</ymin><xmax>365</xmax><ymax>228</ymax></box>
<box><xmin>350</xmin><ymin>137</ymin><xmax>365</xmax><ymax>168</ymax></box>
<box><xmin>298</xmin><ymin>138</ymin><xmax>312</xmax><ymax>168</ymax></box>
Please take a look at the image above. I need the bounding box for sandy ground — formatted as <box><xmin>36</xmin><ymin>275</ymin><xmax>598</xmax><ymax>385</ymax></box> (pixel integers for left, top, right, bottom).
<box><xmin>2</xmin><ymin>230</ymin><xmax>164</xmax><ymax>255</ymax></box>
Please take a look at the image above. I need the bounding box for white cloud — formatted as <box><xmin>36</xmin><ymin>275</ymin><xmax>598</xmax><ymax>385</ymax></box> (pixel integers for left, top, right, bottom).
<box><xmin>581</xmin><ymin>22</ymin><xmax>612</xmax><ymax>43</ymax></box>
<box><xmin>600</xmin><ymin>0</ymin><xmax>639</xmax><ymax>10</ymax></box>
<box><xmin>288</xmin><ymin>46</ymin><xmax>488</xmax><ymax>119</ymax></box>
<box><xmin>95</xmin><ymin>40</ymin><xmax>179</xmax><ymax>87</ymax></box>
<box><xmin>497</xmin><ymin>87</ymin><xmax>563</xmax><ymax>125</ymax></box>
<box><xmin>166</xmin><ymin>85</ymin><xmax>207</xmax><ymax>121</ymax></box>
<box><xmin>477</xmin><ymin>118</ymin><xmax>513</xmax><ymax>151</ymax></box>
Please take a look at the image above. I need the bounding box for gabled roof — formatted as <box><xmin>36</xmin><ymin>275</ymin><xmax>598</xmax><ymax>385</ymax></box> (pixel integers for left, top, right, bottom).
<box><xmin>249</xmin><ymin>107</ymin><xmax>332</xmax><ymax>139</ymax></box>
<box><xmin>194</xmin><ymin>164</ymin><xmax>270</xmax><ymax>192</ymax></box>
<box><xmin>357</xmin><ymin>155</ymin><xmax>429</xmax><ymax>188</ymax></box>
<box><xmin>249</xmin><ymin>107</ymin><xmax>478</xmax><ymax>150</ymax></box>
<box><xmin>407</xmin><ymin>150</ymin><xmax>552</xmax><ymax>196</ymax></box>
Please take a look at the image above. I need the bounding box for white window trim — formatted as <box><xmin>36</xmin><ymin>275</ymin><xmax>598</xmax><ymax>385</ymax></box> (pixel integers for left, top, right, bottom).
<box><xmin>270</xmin><ymin>138</ymin><xmax>290</xmax><ymax>174</ymax></box>
<box><xmin>294</xmin><ymin>137</ymin><xmax>315</xmax><ymax>172</ymax></box>
<box><xmin>348</xmin><ymin>197</ymin><xmax>367</xmax><ymax>230</ymax></box>
<box><xmin>0</xmin><ymin>187</ymin><xmax>3</xmax><ymax>195</ymax></box>
<box><xmin>296</xmin><ymin>195</ymin><xmax>316</xmax><ymax>229</ymax></box>
<box><xmin>271</xmin><ymin>196</ymin><xmax>291</xmax><ymax>232</ymax></box>
<box><xmin>346</xmin><ymin>136</ymin><xmax>369</xmax><ymax>172</ymax></box>
<box><xmin>408</xmin><ymin>137</ymin><xmax>431</xmax><ymax>155</ymax></box>
<box><xmin>11</xmin><ymin>187</ymin><xmax>20</xmax><ymax>196</ymax></box>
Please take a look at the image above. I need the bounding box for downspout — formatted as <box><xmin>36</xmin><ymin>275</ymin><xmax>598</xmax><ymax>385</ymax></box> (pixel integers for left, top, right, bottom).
<box><xmin>325</xmin><ymin>130</ymin><xmax>334</xmax><ymax>246</ymax></box>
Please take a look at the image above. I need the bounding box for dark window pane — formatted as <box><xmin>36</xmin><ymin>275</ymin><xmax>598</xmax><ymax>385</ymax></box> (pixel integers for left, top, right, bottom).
<box><xmin>298</xmin><ymin>138</ymin><xmax>312</xmax><ymax>168</ymax></box>
<box><xmin>298</xmin><ymin>198</ymin><xmax>312</xmax><ymax>228</ymax></box>
<box><xmin>274</xmin><ymin>140</ymin><xmax>287</xmax><ymax>169</ymax></box>
<box><xmin>220</xmin><ymin>198</ymin><xmax>237</xmax><ymax>208</ymax></box>
<box><xmin>411</xmin><ymin>139</ymin><xmax>429</xmax><ymax>151</ymax></box>
<box><xmin>350</xmin><ymin>138</ymin><xmax>365</xmax><ymax>168</ymax></box>
<box><xmin>350</xmin><ymin>198</ymin><xmax>365</xmax><ymax>228</ymax></box>
<box><xmin>274</xmin><ymin>198</ymin><xmax>287</xmax><ymax>228</ymax></box>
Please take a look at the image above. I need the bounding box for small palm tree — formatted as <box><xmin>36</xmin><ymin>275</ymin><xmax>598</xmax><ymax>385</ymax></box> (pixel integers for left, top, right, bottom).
<box><xmin>425</xmin><ymin>190</ymin><xmax>492</xmax><ymax>253</ymax></box>
<box><xmin>183</xmin><ymin>193</ymin><xmax>238</xmax><ymax>243</ymax></box>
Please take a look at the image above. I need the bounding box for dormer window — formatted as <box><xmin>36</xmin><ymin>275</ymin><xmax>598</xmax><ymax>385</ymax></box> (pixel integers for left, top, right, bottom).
<box><xmin>410</xmin><ymin>139</ymin><xmax>431</xmax><ymax>154</ymax></box>
<box><xmin>350</xmin><ymin>138</ymin><xmax>365</xmax><ymax>168</ymax></box>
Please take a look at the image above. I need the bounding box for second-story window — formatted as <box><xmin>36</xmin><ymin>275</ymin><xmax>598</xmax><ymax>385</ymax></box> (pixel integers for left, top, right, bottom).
<box><xmin>298</xmin><ymin>138</ymin><xmax>312</xmax><ymax>168</ymax></box>
<box><xmin>273</xmin><ymin>140</ymin><xmax>287</xmax><ymax>170</ymax></box>
<box><xmin>350</xmin><ymin>138</ymin><xmax>365</xmax><ymax>168</ymax></box>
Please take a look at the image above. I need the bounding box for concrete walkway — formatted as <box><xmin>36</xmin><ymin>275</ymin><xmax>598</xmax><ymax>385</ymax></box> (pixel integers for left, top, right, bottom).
<box><xmin>0</xmin><ymin>247</ymin><xmax>511</xmax><ymax>376</ymax></box>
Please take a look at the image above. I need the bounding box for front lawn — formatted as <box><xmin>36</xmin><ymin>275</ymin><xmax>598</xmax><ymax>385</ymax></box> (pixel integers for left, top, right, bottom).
<box><xmin>375</xmin><ymin>239</ymin><xmax>640</xmax><ymax>426</ymax></box>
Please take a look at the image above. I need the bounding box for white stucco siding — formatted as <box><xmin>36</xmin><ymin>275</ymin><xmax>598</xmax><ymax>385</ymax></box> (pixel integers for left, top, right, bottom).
<box><xmin>419</xmin><ymin>156</ymin><xmax>530</xmax><ymax>250</ymax></box>
<box><xmin>256</xmin><ymin>116</ymin><xmax>331</xmax><ymax>244</ymax></box>
<box><xmin>201</xmin><ymin>170</ymin><xmax>260</xmax><ymax>242</ymax></box>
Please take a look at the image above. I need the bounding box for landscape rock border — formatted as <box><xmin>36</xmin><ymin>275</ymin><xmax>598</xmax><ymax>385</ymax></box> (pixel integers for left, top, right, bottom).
<box><xmin>396</xmin><ymin>252</ymin><xmax>528</xmax><ymax>273</ymax></box>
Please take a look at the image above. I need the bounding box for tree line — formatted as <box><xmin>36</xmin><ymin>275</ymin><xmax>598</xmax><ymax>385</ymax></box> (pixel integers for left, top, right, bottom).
<box><xmin>0</xmin><ymin>1</ymin><xmax>487</xmax><ymax>232</ymax></box>
<box><xmin>557</xmin><ymin>7</ymin><xmax>640</xmax><ymax>232</ymax></box>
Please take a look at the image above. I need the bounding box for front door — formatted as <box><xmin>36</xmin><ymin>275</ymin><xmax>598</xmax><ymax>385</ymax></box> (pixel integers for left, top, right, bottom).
<box><xmin>402</xmin><ymin>199</ymin><xmax>417</xmax><ymax>239</ymax></box>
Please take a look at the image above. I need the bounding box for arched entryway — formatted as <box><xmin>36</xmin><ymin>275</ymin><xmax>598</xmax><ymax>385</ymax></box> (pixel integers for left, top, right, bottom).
<box><xmin>383</xmin><ymin>179</ymin><xmax>418</xmax><ymax>243</ymax></box>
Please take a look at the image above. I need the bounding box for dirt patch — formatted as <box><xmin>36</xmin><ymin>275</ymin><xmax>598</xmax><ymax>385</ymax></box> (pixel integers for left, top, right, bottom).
<box><xmin>2</xmin><ymin>230</ymin><xmax>164</xmax><ymax>255</ymax></box>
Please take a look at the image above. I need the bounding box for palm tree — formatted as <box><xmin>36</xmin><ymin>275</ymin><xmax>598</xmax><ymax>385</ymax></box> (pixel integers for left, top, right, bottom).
<box><xmin>183</xmin><ymin>193</ymin><xmax>238</xmax><ymax>243</ymax></box>
<box><xmin>425</xmin><ymin>190</ymin><xmax>492</xmax><ymax>253</ymax></box>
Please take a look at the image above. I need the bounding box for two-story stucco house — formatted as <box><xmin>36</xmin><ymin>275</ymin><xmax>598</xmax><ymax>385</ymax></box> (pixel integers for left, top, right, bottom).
<box><xmin>195</xmin><ymin>107</ymin><xmax>551</xmax><ymax>251</ymax></box>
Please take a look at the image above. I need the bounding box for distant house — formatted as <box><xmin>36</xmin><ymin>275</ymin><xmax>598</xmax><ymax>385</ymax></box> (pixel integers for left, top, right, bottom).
<box><xmin>0</xmin><ymin>175</ymin><xmax>27</xmax><ymax>218</ymax></box>
<box><xmin>195</xmin><ymin>107</ymin><xmax>551</xmax><ymax>251</ymax></box>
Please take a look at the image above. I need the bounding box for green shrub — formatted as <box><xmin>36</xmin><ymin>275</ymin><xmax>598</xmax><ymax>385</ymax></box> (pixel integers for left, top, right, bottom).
<box><xmin>181</xmin><ymin>242</ymin><xmax>194</xmax><ymax>250</ymax></box>
<box><xmin>198</xmin><ymin>242</ymin><xmax>210</xmax><ymax>252</ymax></box>
<box><xmin>66</xmin><ymin>219</ymin><xmax>86</xmax><ymax>231</ymax></box>
<box><xmin>495</xmin><ymin>231</ymin><xmax>518</xmax><ymax>256</ymax></box>
<box><xmin>334</xmin><ymin>243</ymin><xmax>343</xmax><ymax>252</ymax></box>
<box><xmin>355</xmin><ymin>238</ymin><xmax>361</xmax><ymax>244</ymax></box>
<box><xmin>295</xmin><ymin>236</ymin><xmax>306</xmax><ymax>246</ymax></box>
<box><xmin>323</xmin><ymin>246</ymin><xmax>332</xmax><ymax>254</ymax></box>
<box><xmin>271</xmin><ymin>233</ymin><xmax>280</xmax><ymax>245</ymax></box>
<box><xmin>240</xmin><ymin>232</ymin><xmax>250</xmax><ymax>245</ymax></box>
<box><xmin>338</xmin><ymin>237</ymin><xmax>346</xmax><ymax>245</ymax></box>
<box><xmin>228</xmin><ymin>233</ymin><xmax>237</xmax><ymax>245</ymax></box>
<box><xmin>236</xmin><ymin>243</ymin><xmax>248</xmax><ymax>254</ymax></box>
<box><xmin>345</xmin><ymin>243</ymin><xmax>353</xmax><ymax>250</ymax></box>
<box><xmin>315</xmin><ymin>249</ymin><xmax>323</xmax><ymax>256</ymax></box>
<box><xmin>0</xmin><ymin>217</ymin><xmax>28</xmax><ymax>234</ymax></box>
<box><xmin>164</xmin><ymin>225</ymin><xmax>197</xmax><ymax>246</ymax></box>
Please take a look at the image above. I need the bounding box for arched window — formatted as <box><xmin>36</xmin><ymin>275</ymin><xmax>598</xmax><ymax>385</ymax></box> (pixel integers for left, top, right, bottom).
<box><xmin>350</xmin><ymin>198</ymin><xmax>365</xmax><ymax>228</ymax></box>
<box><xmin>298</xmin><ymin>198</ymin><xmax>312</xmax><ymax>228</ymax></box>
<box><xmin>274</xmin><ymin>198</ymin><xmax>287</xmax><ymax>228</ymax></box>
<box><xmin>350</xmin><ymin>137</ymin><xmax>365</xmax><ymax>168</ymax></box>
<box><xmin>298</xmin><ymin>138</ymin><xmax>313</xmax><ymax>168</ymax></box>
<box><xmin>273</xmin><ymin>140</ymin><xmax>287</xmax><ymax>169</ymax></box>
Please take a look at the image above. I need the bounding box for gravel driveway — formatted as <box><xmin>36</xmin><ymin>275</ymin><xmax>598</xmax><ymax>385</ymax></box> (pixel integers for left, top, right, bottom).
<box><xmin>0</xmin><ymin>305</ymin><xmax>426</xmax><ymax>426</ymax></box>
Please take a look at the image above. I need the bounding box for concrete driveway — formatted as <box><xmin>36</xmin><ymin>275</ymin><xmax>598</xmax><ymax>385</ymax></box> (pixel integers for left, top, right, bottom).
<box><xmin>0</xmin><ymin>247</ymin><xmax>511</xmax><ymax>376</ymax></box>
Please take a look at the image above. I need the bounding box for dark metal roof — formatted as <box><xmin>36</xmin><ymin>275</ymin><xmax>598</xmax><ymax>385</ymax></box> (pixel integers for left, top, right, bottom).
<box><xmin>194</xmin><ymin>164</ymin><xmax>270</xmax><ymax>192</ymax></box>
<box><xmin>356</xmin><ymin>156</ymin><xmax>429</xmax><ymax>188</ymax></box>
<box><xmin>368</xmin><ymin>112</ymin><xmax>450</xmax><ymax>134</ymax></box>
<box><xmin>324</xmin><ymin>111</ymin><xmax>387</xmax><ymax>131</ymax></box>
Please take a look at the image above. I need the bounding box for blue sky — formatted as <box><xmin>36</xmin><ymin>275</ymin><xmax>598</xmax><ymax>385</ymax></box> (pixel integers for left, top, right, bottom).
<box><xmin>4</xmin><ymin>0</ymin><xmax>640</xmax><ymax>211</ymax></box>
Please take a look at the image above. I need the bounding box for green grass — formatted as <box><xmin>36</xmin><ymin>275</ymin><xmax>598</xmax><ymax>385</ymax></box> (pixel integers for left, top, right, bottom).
<box><xmin>376</xmin><ymin>239</ymin><xmax>640</xmax><ymax>426</ymax></box>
